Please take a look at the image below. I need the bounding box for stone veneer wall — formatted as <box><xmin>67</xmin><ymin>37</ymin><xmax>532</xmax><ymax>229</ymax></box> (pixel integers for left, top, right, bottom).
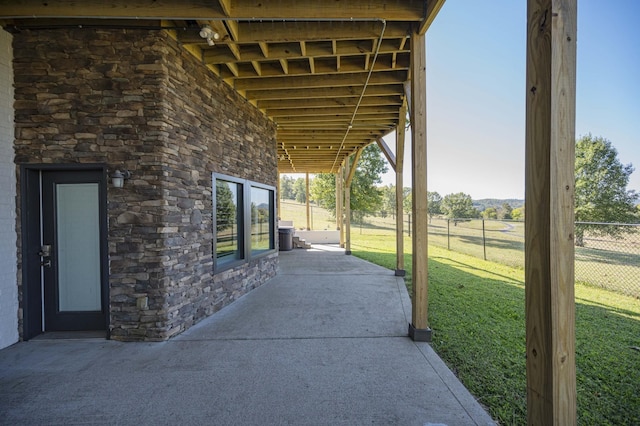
<box><xmin>13</xmin><ymin>28</ymin><xmax>278</xmax><ymax>341</ymax></box>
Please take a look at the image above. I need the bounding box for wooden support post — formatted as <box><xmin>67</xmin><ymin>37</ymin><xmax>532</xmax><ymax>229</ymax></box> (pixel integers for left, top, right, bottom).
<box><xmin>409</xmin><ymin>31</ymin><xmax>430</xmax><ymax>342</ymax></box>
<box><xmin>395</xmin><ymin>100</ymin><xmax>407</xmax><ymax>277</ymax></box>
<box><xmin>277</xmin><ymin>172</ymin><xmax>281</xmax><ymax>221</ymax></box>
<box><xmin>344</xmin><ymin>149</ymin><xmax>363</xmax><ymax>256</ymax></box>
<box><xmin>305</xmin><ymin>172</ymin><xmax>311</xmax><ymax>230</ymax></box>
<box><xmin>525</xmin><ymin>0</ymin><xmax>577</xmax><ymax>424</ymax></box>
<box><xmin>337</xmin><ymin>166</ymin><xmax>345</xmax><ymax>247</ymax></box>
<box><xmin>344</xmin><ymin>163</ymin><xmax>351</xmax><ymax>255</ymax></box>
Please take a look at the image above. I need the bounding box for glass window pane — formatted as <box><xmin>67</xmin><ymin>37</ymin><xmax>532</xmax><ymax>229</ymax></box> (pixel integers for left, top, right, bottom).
<box><xmin>216</xmin><ymin>180</ymin><xmax>242</xmax><ymax>264</ymax></box>
<box><xmin>56</xmin><ymin>183</ymin><xmax>101</xmax><ymax>311</ymax></box>
<box><xmin>250</xmin><ymin>187</ymin><xmax>273</xmax><ymax>254</ymax></box>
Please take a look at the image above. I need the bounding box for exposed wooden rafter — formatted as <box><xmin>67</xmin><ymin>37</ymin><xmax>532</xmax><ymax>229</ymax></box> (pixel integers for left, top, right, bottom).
<box><xmin>0</xmin><ymin>0</ymin><xmax>445</xmax><ymax>174</ymax></box>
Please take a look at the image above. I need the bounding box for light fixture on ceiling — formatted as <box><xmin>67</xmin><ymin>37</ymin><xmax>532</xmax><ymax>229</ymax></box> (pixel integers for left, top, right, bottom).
<box><xmin>199</xmin><ymin>25</ymin><xmax>220</xmax><ymax>46</ymax></box>
<box><xmin>111</xmin><ymin>169</ymin><xmax>131</xmax><ymax>188</ymax></box>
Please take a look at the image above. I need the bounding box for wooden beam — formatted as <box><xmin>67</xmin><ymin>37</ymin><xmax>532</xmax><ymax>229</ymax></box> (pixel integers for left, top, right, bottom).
<box><xmin>247</xmin><ymin>84</ymin><xmax>404</xmax><ymax>101</ymax></box>
<box><xmin>376</xmin><ymin>137</ymin><xmax>396</xmax><ymax>172</ymax></box>
<box><xmin>395</xmin><ymin>100</ymin><xmax>407</xmax><ymax>276</ymax></box>
<box><xmin>345</xmin><ymin>148</ymin><xmax>363</xmax><ymax>187</ymax></box>
<box><xmin>237</xmin><ymin>21</ymin><xmax>409</xmax><ymax>43</ymax></box>
<box><xmin>258</xmin><ymin>42</ymin><xmax>269</xmax><ymax>58</ymax></box>
<box><xmin>277</xmin><ymin>173</ymin><xmax>281</xmax><ymax>223</ymax></box>
<box><xmin>227</xmin><ymin>42</ymin><xmax>241</xmax><ymax>61</ymax></box>
<box><xmin>418</xmin><ymin>0</ymin><xmax>447</xmax><ymax>35</ymax></box>
<box><xmin>200</xmin><ymin>39</ymin><xmax>409</xmax><ymax>64</ymax></box>
<box><xmin>409</xmin><ymin>31</ymin><xmax>430</xmax><ymax>342</ymax></box>
<box><xmin>525</xmin><ymin>0</ymin><xmax>577</xmax><ymax>424</ymax></box>
<box><xmin>0</xmin><ymin>0</ymin><xmax>226</xmax><ymax>19</ymax></box>
<box><xmin>305</xmin><ymin>172</ymin><xmax>311</xmax><ymax>230</ymax></box>
<box><xmin>268</xmin><ymin>105</ymin><xmax>398</xmax><ymax>118</ymax></box>
<box><xmin>217</xmin><ymin>0</ymin><xmax>231</xmax><ymax>16</ymax></box>
<box><xmin>235</xmin><ymin>70</ymin><xmax>406</xmax><ymax>91</ymax></box>
<box><xmin>250</xmin><ymin>60</ymin><xmax>262</xmax><ymax>76</ymax></box>
<box><xmin>258</xmin><ymin>95</ymin><xmax>402</xmax><ymax>110</ymax></box>
<box><xmin>229</xmin><ymin>0</ymin><xmax>423</xmax><ymax>20</ymax></box>
<box><xmin>279</xmin><ymin>59</ymin><xmax>289</xmax><ymax>75</ymax></box>
<box><xmin>337</xmin><ymin>166</ymin><xmax>344</xmax><ymax>246</ymax></box>
<box><xmin>0</xmin><ymin>0</ymin><xmax>424</xmax><ymax>20</ymax></box>
<box><xmin>224</xmin><ymin>19</ymin><xmax>239</xmax><ymax>41</ymax></box>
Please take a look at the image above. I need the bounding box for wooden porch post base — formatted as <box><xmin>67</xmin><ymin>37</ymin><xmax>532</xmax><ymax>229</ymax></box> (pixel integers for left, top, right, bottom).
<box><xmin>345</xmin><ymin>250</ymin><xmax>352</xmax><ymax>255</ymax></box>
<box><xmin>408</xmin><ymin>323</ymin><xmax>431</xmax><ymax>342</ymax></box>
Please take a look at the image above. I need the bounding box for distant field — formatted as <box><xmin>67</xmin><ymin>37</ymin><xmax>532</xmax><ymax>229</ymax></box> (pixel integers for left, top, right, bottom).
<box><xmin>279</xmin><ymin>200</ymin><xmax>336</xmax><ymax>230</ymax></box>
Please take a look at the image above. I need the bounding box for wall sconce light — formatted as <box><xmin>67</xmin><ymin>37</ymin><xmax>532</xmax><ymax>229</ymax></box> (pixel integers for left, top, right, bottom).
<box><xmin>199</xmin><ymin>25</ymin><xmax>220</xmax><ymax>46</ymax></box>
<box><xmin>111</xmin><ymin>170</ymin><xmax>131</xmax><ymax>188</ymax></box>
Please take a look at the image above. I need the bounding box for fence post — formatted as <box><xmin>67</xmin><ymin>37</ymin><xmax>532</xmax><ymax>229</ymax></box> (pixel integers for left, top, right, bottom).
<box><xmin>482</xmin><ymin>219</ymin><xmax>487</xmax><ymax>260</ymax></box>
<box><xmin>447</xmin><ymin>219</ymin><xmax>450</xmax><ymax>250</ymax></box>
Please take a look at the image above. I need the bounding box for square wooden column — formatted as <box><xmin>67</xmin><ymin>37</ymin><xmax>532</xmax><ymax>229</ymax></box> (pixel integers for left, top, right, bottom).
<box><xmin>409</xmin><ymin>31</ymin><xmax>430</xmax><ymax>342</ymax></box>
<box><xmin>525</xmin><ymin>0</ymin><xmax>577</xmax><ymax>424</ymax></box>
<box><xmin>336</xmin><ymin>167</ymin><xmax>344</xmax><ymax>247</ymax></box>
<box><xmin>344</xmin><ymin>160</ymin><xmax>352</xmax><ymax>255</ymax></box>
<box><xmin>305</xmin><ymin>172</ymin><xmax>311</xmax><ymax>230</ymax></box>
<box><xmin>395</xmin><ymin>101</ymin><xmax>407</xmax><ymax>277</ymax></box>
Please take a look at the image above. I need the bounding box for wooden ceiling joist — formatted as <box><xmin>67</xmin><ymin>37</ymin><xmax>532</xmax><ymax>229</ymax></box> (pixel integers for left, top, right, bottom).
<box><xmin>0</xmin><ymin>0</ymin><xmax>446</xmax><ymax>175</ymax></box>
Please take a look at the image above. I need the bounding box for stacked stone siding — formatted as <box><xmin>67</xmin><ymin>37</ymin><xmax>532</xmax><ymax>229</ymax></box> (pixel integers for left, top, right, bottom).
<box><xmin>13</xmin><ymin>28</ymin><xmax>278</xmax><ymax>341</ymax></box>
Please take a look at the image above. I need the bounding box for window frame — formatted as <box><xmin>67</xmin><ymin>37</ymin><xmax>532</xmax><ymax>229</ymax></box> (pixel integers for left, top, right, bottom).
<box><xmin>213</xmin><ymin>174</ymin><xmax>245</xmax><ymax>271</ymax></box>
<box><xmin>213</xmin><ymin>173</ymin><xmax>276</xmax><ymax>273</ymax></box>
<box><xmin>249</xmin><ymin>182</ymin><xmax>276</xmax><ymax>257</ymax></box>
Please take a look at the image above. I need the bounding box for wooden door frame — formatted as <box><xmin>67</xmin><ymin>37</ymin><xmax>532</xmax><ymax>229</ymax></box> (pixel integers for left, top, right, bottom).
<box><xmin>20</xmin><ymin>164</ymin><xmax>110</xmax><ymax>340</ymax></box>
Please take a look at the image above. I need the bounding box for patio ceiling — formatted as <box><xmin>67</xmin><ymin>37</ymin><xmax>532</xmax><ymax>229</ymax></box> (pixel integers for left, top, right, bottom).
<box><xmin>0</xmin><ymin>0</ymin><xmax>445</xmax><ymax>174</ymax></box>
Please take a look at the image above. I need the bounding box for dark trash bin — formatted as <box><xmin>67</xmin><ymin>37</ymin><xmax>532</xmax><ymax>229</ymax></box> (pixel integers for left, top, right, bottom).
<box><xmin>278</xmin><ymin>227</ymin><xmax>294</xmax><ymax>251</ymax></box>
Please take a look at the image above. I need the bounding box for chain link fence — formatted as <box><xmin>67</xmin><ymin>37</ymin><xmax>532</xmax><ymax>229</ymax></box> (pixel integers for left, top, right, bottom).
<box><xmin>351</xmin><ymin>211</ymin><xmax>639</xmax><ymax>298</ymax></box>
<box><xmin>427</xmin><ymin>218</ymin><xmax>639</xmax><ymax>298</ymax></box>
<box><xmin>574</xmin><ymin>222</ymin><xmax>640</xmax><ymax>297</ymax></box>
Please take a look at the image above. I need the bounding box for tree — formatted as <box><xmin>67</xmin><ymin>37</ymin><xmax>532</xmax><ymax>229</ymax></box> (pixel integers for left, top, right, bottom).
<box><xmin>350</xmin><ymin>144</ymin><xmax>388</xmax><ymax>218</ymax></box>
<box><xmin>441</xmin><ymin>192</ymin><xmax>478</xmax><ymax>222</ymax></box>
<box><xmin>402</xmin><ymin>187</ymin><xmax>412</xmax><ymax>213</ymax></box>
<box><xmin>310</xmin><ymin>144</ymin><xmax>388</xmax><ymax>218</ymax></box>
<box><xmin>427</xmin><ymin>191</ymin><xmax>442</xmax><ymax>222</ymax></box>
<box><xmin>215</xmin><ymin>181</ymin><xmax>236</xmax><ymax>232</ymax></box>
<box><xmin>575</xmin><ymin>135</ymin><xmax>639</xmax><ymax>245</ymax></box>
<box><xmin>279</xmin><ymin>175</ymin><xmax>294</xmax><ymax>200</ymax></box>
<box><xmin>482</xmin><ymin>207</ymin><xmax>498</xmax><ymax>219</ymax></box>
<box><xmin>380</xmin><ymin>184</ymin><xmax>396</xmax><ymax>218</ymax></box>
<box><xmin>293</xmin><ymin>177</ymin><xmax>306</xmax><ymax>203</ymax></box>
<box><xmin>311</xmin><ymin>173</ymin><xmax>336</xmax><ymax>212</ymax></box>
<box><xmin>512</xmin><ymin>206</ymin><xmax>525</xmax><ymax>221</ymax></box>
<box><xmin>500</xmin><ymin>203</ymin><xmax>513</xmax><ymax>220</ymax></box>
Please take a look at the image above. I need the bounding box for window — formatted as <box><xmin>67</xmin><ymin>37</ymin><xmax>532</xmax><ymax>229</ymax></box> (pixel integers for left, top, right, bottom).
<box><xmin>213</xmin><ymin>174</ymin><xmax>275</xmax><ymax>271</ymax></box>
<box><xmin>250</xmin><ymin>185</ymin><xmax>274</xmax><ymax>255</ymax></box>
<box><xmin>214</xmin><ymin>177</ymin><xmax>243</xmax><ymax>268</ymax></box>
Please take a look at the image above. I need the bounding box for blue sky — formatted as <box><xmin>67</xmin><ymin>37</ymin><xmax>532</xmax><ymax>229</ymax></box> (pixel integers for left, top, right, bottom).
<box><xmin>381</xmin><ymin>0</ymin><xmax>640</xmax><ymax>200</ymax></box>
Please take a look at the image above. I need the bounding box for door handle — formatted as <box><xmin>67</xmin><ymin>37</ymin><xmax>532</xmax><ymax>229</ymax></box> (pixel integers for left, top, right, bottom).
<box><xmin>41</xmin><ymin>259</ymin><xmax>52</xmax><ymax>268</ymax></box>
<box><xmin>39</xmin><ymin>244</ymin><xmax>52</xmax><ymax>258</ymax></box>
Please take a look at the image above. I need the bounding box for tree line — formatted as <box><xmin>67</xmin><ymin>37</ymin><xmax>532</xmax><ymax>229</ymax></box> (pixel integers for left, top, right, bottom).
<box><xmin>281</xmin><ymin>135</ymin><xmax>639</xmax><ymax>241</ymax></box>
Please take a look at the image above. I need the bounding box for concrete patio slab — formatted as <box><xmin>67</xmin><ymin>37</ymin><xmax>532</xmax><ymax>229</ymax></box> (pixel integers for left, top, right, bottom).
<box><xmin>0</xmin><ymin>245</ymin><xmax>495</xmax><ymax>425</ymax></box>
